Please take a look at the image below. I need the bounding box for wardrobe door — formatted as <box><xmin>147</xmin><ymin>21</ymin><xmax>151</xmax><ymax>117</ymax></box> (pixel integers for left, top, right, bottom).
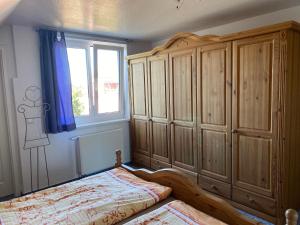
<box><xmin>197</xmin><ymin>42</ymin><xmax>232</xmax><ymax>183</ymax></box>
<box><xmin>129</xmin><ymin>58</ymin><xmax>150</xmax><ymax>159</ymax></box>
<box><xmin>232</xmin><ymin>33</ymin><xmax>279</xmax><ymax>197</ymax></box>
<box><xmin>169</xmin><ymin>49</ymin><xmax>197</xmax><ymax>172</ymax></box>
<box><xmin>148</xmin><ymin>54</ymin><xmax>171</xmax><ymax>165</ymax></box>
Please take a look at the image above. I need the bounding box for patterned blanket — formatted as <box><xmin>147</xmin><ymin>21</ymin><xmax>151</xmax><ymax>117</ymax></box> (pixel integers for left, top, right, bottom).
<box><xmin>0</xmin><ymin>168</ymin><xmax>171</xmax><ymax>225</ymax></box>
<box><xmin>125</xmin><ymin>200</ymin><xmax>227</xmax><ymax>225</ymax></box>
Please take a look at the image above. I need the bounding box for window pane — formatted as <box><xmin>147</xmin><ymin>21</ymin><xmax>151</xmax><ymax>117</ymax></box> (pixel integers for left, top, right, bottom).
<box><xmin>67</xmin><ymin>48</ymin><xmax>90</xmax><ymax>116</ymax></box>
<box><xmin>97</xmin><ymin>49</ymin><xmax>120</xmax><ymax>113</ymax></box>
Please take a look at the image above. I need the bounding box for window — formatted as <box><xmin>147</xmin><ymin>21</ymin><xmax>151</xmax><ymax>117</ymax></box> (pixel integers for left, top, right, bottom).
<box><xmin>67</xmin><ymin>48</ymin><xmax>90</xmax><ymax>116</ymax></box>
<box><xmin>95</xmin><ymin>47</ymin><xmax>120</xmax><ymax>114</ymax></box>
<box><xmin>66</xmin><ymin>39</ymin><xmax>126</xmax><ymax>125</ymax></box>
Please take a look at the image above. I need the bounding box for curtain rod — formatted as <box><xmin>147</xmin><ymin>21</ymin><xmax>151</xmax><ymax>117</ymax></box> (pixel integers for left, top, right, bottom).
<box><xmin>35</xmin><ymin>26</ymin><xmax>130</xmax><ymax>43</ymax></box>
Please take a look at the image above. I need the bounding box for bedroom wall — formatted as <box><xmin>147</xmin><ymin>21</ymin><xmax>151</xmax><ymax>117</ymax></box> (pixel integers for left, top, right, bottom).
<box><xmin>0</xmin><ymin>25</ymin><xmax>151</xmax><ymax>195</ymax></box>
<box><xmin>152</xmin><ymin>5</ymin><xmax>300</xmax><ymax>47</ymax></box>
<box><xmin>127</xmin><ymin>41</ymin><xmax>152</xmax><ymax>55</ymax></box>
<box><xmin>4</xmin><ymin>5</ymin><xmax>299</xmax><ymax>196</ymax></box>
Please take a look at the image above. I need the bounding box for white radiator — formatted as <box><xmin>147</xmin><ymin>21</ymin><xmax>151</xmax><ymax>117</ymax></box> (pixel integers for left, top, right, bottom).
<box><xmin>75</xmin><ymin>129</ymin><xmax>124</xmax><ymax>176</ymax></box>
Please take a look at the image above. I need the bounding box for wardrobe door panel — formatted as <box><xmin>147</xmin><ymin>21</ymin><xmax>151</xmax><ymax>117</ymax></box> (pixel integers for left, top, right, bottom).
<box><xmin>236</xmin><ymin>135</ymin><xmax>272</xmax><ymax>190</ymax></box>
<box><xmin>232</xmin><ymin>33</ymin><xmax>279</xmax><ymax>197</ymax></box>
<box><xmin>201</xmin><ymin>48</ymin><xmax>226</xmax><ymax>125</ymax></box>
<box><xmin>130</xmin><ymin>58</ymin><xmax>148</xmax><ymax>117</ymax></box>
<box><xmin>170</xmin><ymin>49</ymin><xmax>197</xmax><ymax>172</ymax></box>
<box><xmin>201</xmin><ymin>130</ymin><xmax>227</xmax><ymax>177</ymax></box>
<box><xmin>148</xmin><ymin>54</ymin><xmax>170</xmax><ymax>163</ymax></box>
<box><xmin>151</xmin><ymin>122</ymin><xmax>169</xmax><ymax>160</ymax></box>
<box><xmin>238</xmin><ymin>42</ymin><xmax>273</xmax><ymax>131</ymax></box>
<box><xmin>172</xmin><ymin>125</ymin><xmax>196</xmax><ymax>171</ymax></box>
<box><xmin>132</xmin><ymin>119</ymin><xmax>149</xmax><ymax>156</ymax></box>
<box><xmin>149</xmin><ymin>56</ymin><xmax>168</xmax><ymax>119</ymax></box>
<box><xmin>197</xmin><ymin>43</ymin><xmax>232</xmax><ymax>183</ymax></box>
<box><xmin>129</xmin><ymin>58</ymin><xmax>150</xmax><ymax>156</ymax></box>
<box><xmin>172</xmin><ymin>54</ymin><xmax>193</xmax><ymax>122</ymax></box>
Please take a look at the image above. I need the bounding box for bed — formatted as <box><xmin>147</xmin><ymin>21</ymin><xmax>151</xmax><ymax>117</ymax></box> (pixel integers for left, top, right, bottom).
<box><xmin>123</xmin><ymin>199</ymin><xmax>227</xmax><ymax>225</ymax></box>
<box><xmin>0</xmin><ymin>167</ymin><xmax>171</xmax><ymax>224</ymax></box>
<box><xmin>0</xmin><ymin>150</ymin><xmax>298</xmax><ymax>225</ymax></box>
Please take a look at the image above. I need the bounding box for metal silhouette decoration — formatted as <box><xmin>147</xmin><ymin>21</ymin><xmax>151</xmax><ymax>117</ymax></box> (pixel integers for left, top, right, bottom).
<box><xmin>17</xmin><ymin>86</ymin><xmax>50</xmax><ymax>192</ymax></box>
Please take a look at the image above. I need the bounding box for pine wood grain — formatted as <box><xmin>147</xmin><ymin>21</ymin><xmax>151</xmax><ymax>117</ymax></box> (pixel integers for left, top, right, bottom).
<box><xmin>128</xmin><ymin>21</ymin><xmax>300</xmax><ymax>225</ymax></box>
<box><xmin>169</xmin><ymin>48</ymin><xmax>197</xmax><ymax>172</ymax></box>
<box><xmin>197</xmin><ymin>42</ymin><xmax>232</xmax><ymax>183</ymax></box>
<box><xmin>147</xmin><ymin>54</ymin><xmax>171</xmax><ymax>163</ymax></box>
<box><xmin>232</xmin><ymin>33</ymin><xmax>279</xmax><ymax>199</ymax></box>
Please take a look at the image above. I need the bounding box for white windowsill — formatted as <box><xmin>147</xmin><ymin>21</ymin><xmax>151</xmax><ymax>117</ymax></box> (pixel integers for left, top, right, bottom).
<box><xmin>75</xmin><ymin>118</ymin><xmax>130</xmax><ymax>130</ymax></box>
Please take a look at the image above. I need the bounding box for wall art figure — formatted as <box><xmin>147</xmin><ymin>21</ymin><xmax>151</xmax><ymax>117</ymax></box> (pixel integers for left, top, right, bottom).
<box><xmin>17</xmin><ymin>86</ymin><xmax>50</xmax><ymax>191</ymax></box>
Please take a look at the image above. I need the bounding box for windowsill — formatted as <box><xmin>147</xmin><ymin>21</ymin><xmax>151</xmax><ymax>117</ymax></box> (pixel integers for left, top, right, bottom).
<box><xmin>75</xmin><ymin>118</ymin><xmax>130</xmax><ymax>130</ymax></box>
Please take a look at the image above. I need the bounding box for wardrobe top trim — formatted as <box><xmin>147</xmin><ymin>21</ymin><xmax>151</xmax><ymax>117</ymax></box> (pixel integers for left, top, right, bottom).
<box><xmin>127</xmin><ymin>20</ymin><xmax>300</xmax><ymax>60</ymax></box>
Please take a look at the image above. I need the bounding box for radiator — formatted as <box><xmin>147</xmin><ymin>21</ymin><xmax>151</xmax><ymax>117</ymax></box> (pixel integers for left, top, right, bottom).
<box><xmin>75</xmin><ymin>129</ymin><xmax>124</xmax><ymax>176</ymax></box>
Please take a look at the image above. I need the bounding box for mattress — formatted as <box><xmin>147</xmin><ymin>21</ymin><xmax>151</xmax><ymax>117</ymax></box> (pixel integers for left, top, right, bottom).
<box><xmin>0</xmin><ymin>167</ymin><xmax>172</xmax><ymax>225</ymax></box>
<box><xmin>117</xmin><ymin>197</ymin><xmax>175</xmax><ymax>224</ymax></box>
<box><xmin>124</xmin><ymin>200</ymin><xmax>228</xmax><ymax>225</ymax></box>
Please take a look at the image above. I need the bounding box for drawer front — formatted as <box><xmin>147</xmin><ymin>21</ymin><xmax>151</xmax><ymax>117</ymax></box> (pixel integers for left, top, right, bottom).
<box><xmin>133</xmin><ymin>153</ymin><xmax>151</xmax><ymax>168</ymax></box>
<box><xmin>151</xmin><ymin>159</ymin><xmax>171</xmax><ymax>170</ymax></box>
<box><xmin>198</xmin><ymin>175</ymin><xmax>231</xmax><ymax>199</ymax></box>
<box><xmin>232</xmin><ymin>187</ymin><xmax>276</xmax><ymax>216</ymax></box>
<box><xmin>172</xmin><ymin>165</ymin><xmax>198</xmax><ymax>184</ymax></box>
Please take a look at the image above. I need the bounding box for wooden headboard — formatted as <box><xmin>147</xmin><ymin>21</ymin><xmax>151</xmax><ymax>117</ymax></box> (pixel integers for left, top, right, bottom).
<box><xmin>114</xmin><ymin>149</ymin><xmax>299</xmax><ymax>225</ymax></box>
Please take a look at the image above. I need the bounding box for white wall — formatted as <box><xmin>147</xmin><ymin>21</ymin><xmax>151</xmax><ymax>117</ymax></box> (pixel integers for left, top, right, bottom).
<box><xmin>0</xmin><ymin>25</ymin><xmax>135</xmax><ymax>194</ymax></box>
<box><xmin>127</xmin><ymin>41</ymin><xmax>152</xmax><ymax>55</ymax></box>
<box><xmin>153</xmin><ymin>5</ymin><xmax>300</xmax><ymax>47</ymax></box>
<box><xmin>4</xmin><ymin>4</ymin><xmax>300</xmax><ymax>195</ymax></box>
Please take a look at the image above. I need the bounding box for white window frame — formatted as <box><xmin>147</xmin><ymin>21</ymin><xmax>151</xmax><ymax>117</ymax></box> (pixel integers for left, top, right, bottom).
<box><xmin>93</xmin><ymin>44</ymin><xmax>125</xmax><ymax>121</ymax></box>
<box><xmin>66</xmin><ymin>38</ymin><xmax>126</xmax><ymax>126</ymax></box>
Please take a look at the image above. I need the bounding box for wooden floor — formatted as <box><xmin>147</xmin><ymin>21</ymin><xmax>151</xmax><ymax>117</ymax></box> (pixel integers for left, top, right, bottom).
<box><xmin>238</xmin><ymin>210</ymin><xmax>273</xmax><ymax>225</ymax></box>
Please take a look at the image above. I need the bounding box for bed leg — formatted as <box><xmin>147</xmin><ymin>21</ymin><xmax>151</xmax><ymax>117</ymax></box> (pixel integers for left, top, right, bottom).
<box><xmin>285</xmin><ymin>209</ymin><xmax>298</xmax><ymax>225</ymax></box>
<box><xmin>115</xmin><ymin>149</ymin><xmax>122</xmax><ymax>168</ymax></box>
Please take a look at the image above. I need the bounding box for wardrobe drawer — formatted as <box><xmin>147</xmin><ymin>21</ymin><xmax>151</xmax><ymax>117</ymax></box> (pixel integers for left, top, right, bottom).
<box><xmin>232</xmin><ymin>187</ymin><xmax>276</xmax><ymax>216</ymax></box>
<box><xmin>198</xmin><ymin>175</ymin><xmax>231</xmax><ymax>199</ymax></box>
<box><xmin>172</xmin><ymin>165</ymin><xmax>198</xmax><ymax>184</ymax></box>
<box><xmin>151</xmin><ymin>159</ymin><xmax>171</xmax><ymax>170</ymax></box>
<box><xmin>133</xmin><ymin>153</ymin><xmax>151</xmax><ymax>168</ymax></box>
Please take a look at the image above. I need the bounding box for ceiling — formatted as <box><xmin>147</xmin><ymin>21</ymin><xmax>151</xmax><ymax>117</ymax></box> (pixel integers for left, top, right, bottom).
<box><xmin>0</xmin><ymin>0</ymin><xmax>20</xmax><ymax>24</ymax></box>
<box><xmin>3</xmin><ymin>0</ymin><xmax>300</xmax><ymax>41</ymax></box>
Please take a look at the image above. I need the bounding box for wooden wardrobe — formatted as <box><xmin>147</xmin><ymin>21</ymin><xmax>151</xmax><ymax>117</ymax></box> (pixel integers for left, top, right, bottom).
<box><xmin>127</xmin><ymin>21</ymin><xmax>300</xmax><ymax>225</ymax></box>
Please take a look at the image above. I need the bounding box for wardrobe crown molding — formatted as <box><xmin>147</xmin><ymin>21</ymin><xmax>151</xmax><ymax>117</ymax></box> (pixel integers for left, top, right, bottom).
<box><xmin>126</xmin><ymin>20</ymin><xmax>300</xmax><ymax>60</ymax></box>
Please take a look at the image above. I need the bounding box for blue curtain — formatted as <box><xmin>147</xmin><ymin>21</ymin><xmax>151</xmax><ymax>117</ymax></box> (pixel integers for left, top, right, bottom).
<box><xmin>39</xmin><ymin>29</ymin><xmax>76</xmax><ymax>133</ymax></box>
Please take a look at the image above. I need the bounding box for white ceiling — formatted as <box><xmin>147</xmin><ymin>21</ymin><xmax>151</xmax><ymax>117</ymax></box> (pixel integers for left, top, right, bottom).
<box><xmin>4</xmin><ymin>0</ymin><xmax>300</xmax><ymax>41</ymax></box>
<box><xmin>0</xmin><ymin>0</ymin><xmax>20</xmax><ymax>24</ymax></box>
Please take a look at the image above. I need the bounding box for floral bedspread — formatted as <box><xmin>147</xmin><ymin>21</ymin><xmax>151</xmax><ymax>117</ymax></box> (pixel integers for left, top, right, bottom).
<box><xmin>125</xmin><ymin>200</ymin><xmax>227</xmax><ymax>225</ymax></box>
<box><xmin>0</xmin><ymin>168</ymin><xmax>171</xmax><ymax>225</ymax></box>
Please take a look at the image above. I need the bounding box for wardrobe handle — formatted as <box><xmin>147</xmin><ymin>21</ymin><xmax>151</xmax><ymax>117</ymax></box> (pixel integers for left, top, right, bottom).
<box><xmin>232</xmin><ymin>129</ymin><xmax>238</xmax><ymax>133</ymax></box>
<box><xmin>148</xmin><ymin>118</ymin><xmax>152</xmax><ymax>122</ymax></box>
<box><xmin>210</xmin><ymin>185</ymin><xmax>218</xmax><ymax>191</ymax></box>
<box><xmin>169</xmin><ymin>121</ymin><xmax>174</xmax><ymax>125</ymax></box>
<box><xmin>248</xmin><ymin>197</ymin><xmax>256</xmax><ymax>204</ymax></box>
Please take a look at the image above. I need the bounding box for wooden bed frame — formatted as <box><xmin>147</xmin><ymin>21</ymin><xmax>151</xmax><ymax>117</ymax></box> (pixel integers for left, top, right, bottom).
<box><xmin>114</xmin><ymin>150</ymin><xmax>298</xmax><ymax>225</ymax></box>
